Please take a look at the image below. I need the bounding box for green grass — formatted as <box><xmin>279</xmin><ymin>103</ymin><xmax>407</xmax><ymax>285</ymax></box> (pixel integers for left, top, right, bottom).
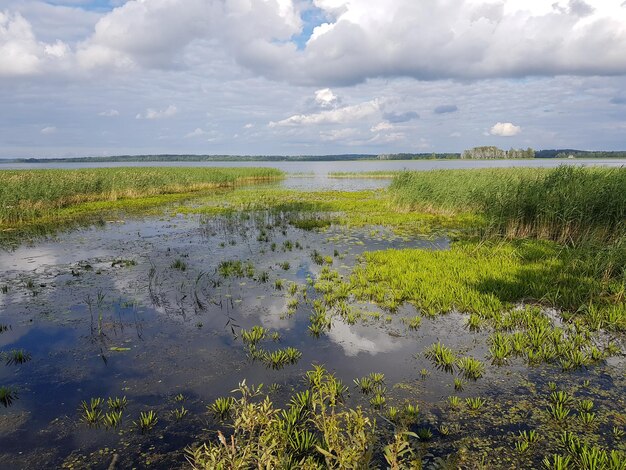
<box><xmin>341</xmin><ymin>240</ymin><xmax>624</xmax><ymax>324</ymax></box>
<box><xmin>390</xmin><ymin>166</ymin><xmax>626</xmax><ymax>244</ymax></box>
<box><xmin>0</xmin><ymin>167</ymin><xmax>283</xmax><ymax>227</ymax></box>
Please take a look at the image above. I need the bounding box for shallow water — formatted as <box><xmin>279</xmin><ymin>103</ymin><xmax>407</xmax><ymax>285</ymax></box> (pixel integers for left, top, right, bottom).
<box><xmin>0</xmin><ymin>182</ymin><xmax>624</xmax><ymax>468</ymax></box>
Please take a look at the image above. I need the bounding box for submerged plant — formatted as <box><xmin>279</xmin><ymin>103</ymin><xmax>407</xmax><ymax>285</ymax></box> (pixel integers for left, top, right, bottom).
<box><xmin>171</xmin><ymin>406</ymin><xmax>189</xmax><ymax>422</ymax></box>
<box><xmin>465</xmin><ymin>397</ymin><xmax>486</xmax><ymax>411</ymax></box>
<box><xmin>210</xmin><ymin>396</ymin><xmax>234</xmax><ymax>420</ymax></box>
<box><xmin>80</xmin><ymin>397</ymin><xmax>104</xmax><ymax>426</ymax></box>
<box><xmin>3</xmin><ymin>349</ymin><xmax>32</xmax><ymax>366</ymax></box>
<box><xmin>107</xmin><ymin>396</ymin><xmax>128</xmax><ymax>412</ymax></box>
<box><xmin>135</xmin><ymin>410</ymin><xmax>158</xmax><ymax>434</ymax></box>
<box><xmin>0</xmin><ymin>386</ymin><xmax>18</xmax><ymax>408</ymax></box>
<box><xmin>456</xmin><ymin>356</ymin><xmax>485</xmax><ymax>380</ymax></box>
<box><xmin>103</xmin><ymin>410</ymin><xmax>123</xmax><ymax>429</ymax></box>
<box><xmin>425</xmin><ymin>342</ymin><xmax>456</xmax><ymax>373</ymax></box>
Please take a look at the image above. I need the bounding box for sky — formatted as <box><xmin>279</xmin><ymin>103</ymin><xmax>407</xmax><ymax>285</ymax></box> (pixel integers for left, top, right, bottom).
<box><xmin>1</xmin><ymin>0</ymin><xmax>626</xmax><ymax>158</ymax></box>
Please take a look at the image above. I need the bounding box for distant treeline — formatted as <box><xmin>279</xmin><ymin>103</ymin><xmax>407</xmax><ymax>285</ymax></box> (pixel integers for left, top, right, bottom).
<box><xmin>8</xmin><ymin>154</ymin><xmax>376</xmax><ymax>163</ymax></box>
<box><xmin>2</xmin><ymin>149</ymin><xmax>625</xmax><ymax>163</ymax></box>
<box><xmin>461</xmin><ymin>147</ymin><xmax>535</xmax><ymax>159</ymax></box>
<box><xmin>535</xmin><ymin>150</ymin><xmax>626</xmax><ymax>159</ymax></box>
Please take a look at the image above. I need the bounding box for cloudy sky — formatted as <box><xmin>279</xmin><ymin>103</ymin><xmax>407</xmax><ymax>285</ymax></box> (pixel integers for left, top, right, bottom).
<box><xmin>1</xmin><ymin>0</ymin><xmax>626</xmax><ymax>158</ymax></box>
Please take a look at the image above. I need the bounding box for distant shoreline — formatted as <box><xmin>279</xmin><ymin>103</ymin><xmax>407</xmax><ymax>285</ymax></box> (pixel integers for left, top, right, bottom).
<box><xmin>1</xmin><ymin>150</ymin><xmax>626</xmax><ymax>164</ymax></box>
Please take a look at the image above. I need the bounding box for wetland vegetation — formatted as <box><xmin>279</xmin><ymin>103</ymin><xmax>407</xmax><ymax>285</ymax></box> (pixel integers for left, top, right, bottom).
<box><xmin>0</xmin><ymin>165</ymin><xmax>624</xmax><ymax>468</ymax></box>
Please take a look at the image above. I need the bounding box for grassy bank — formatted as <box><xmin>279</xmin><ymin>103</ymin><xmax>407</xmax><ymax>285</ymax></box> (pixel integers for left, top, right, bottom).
<box><xmin>390</xmin><ymin>166</ymin><xmax>626</xmax><ymax>244</ymax></box>
<box><xmin>0</xmin><ymin>167</ymin><xmax>283</xmax><ymax>227</ymax></box>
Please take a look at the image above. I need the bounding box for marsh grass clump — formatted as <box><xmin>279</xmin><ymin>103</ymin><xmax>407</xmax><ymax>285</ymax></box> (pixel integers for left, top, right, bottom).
<box><xmin>0</xmin><ymin>386</ymin><xmax>18</xmax><ymax>407</ymax></box>
<box><xmin>456</xmin><ymin>356</ymin><xmax>485</xmax><ymax>380</ymax></box>
<box><xmin>134</xmin><ymin>410</ymin><xmax>158</xmax><ymax>434</ymax></box>
<box><xmin>465</xmin><ymin>397</ymin><xmax>485</xmax><ymax>411</ymax></box>
<box><xmin>103</xmin><ymin>410</ymin><xmax>123</xmax><ymax>429</ymax></box>
<box><xmin>261</xmin><ymin>347</ymin><xmax>302</xmax><ymax>369</ymax></box>
<box><xmin>80</xmin><ymin>397</ymin><xmax>104</xmax><ymax>426</ymax></box>
<box><xmin>425</xmin><ymin>342</ymin><xmax>456</xmax><ymax>373</ymax></box>
<box><xmin>209</xmin><ymin>397</ymin><xmax>234</xmax><ymax>420</ymax></box>
<box><xmin>218</xmin><ymin>260</ymin><xmax>255</xmax><ymax>278</ymax></box>
<box><xmin>391</xmin><ymin>166</ymin><xmax>626</xmax><ymax>244</ymax></box>
<box><xmin>0</xmin><ymin>167</ymin><xmax>283</xmax><ymax>228</ymax></box>
<box><xmin>171</xmin><ymin>406</ymin><xmax>189</xmax><ymax>422</ymax></box>
<box><xmin>0</xmin><ymin>324</ymin><xmax>9</xmax><ymax>334</ymax></box>
<box><xmin>107</xmin><ymin>396</ymin><xmax>128</xmax><ymax>412</ymax></box>
<box><xmin>3</xmin><ymin>349</ymin><xmax>32</xmax><ymax>366</ymax></box>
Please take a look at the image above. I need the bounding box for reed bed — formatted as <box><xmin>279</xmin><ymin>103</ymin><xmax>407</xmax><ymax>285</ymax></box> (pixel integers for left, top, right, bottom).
<box><xmin>390</xmin><ymin>166</ymin><xmax>626</xmax><ymax>244</ymax></box>
<box><xmin>0</xmin><ymin>167</ymin><xmax>283</xmax><ymax>226</ymax></box>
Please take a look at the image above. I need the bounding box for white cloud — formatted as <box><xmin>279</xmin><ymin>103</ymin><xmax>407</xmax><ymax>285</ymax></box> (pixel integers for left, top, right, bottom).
<box><xmin>270</xmin><ymin>98</ymin><xmax>382</xmax><ymax>127</ymax></box>
<box><xmin>370</xmin><ymin>122</ymin><xmax>394</xmax><ymax>132</ymax></box>
<box><xmin>137</xmin><ymin>105</ymin><xmax>178</xmax><ymax>120</ymax></box>
<box><xmin>99</xmin><ymin>109</ymin><xmax>119</xmax><ymax>117</ymax></box>
<box><xmin>185</xmin><ymin>127</ymin><xmax>207</xmax><ymax>138</ymax></box>
<box><xmin>40</xmin><ymin>126</ymin><xmax>56</xmax><ymax>134</ymax></box>
<box><xmin>244</xmin><ymin>123</ymin><xmax>254</xmax><ymax>129</ymax></box>
<box><xmin>315</xmin><ymin>88</ymin><xmax>339</xmax><ymax>108</ymax></box>
<box><xmin>490</xmin><ymin>122</ymin><xmax>522</xmax><ymax>136</ymax></box>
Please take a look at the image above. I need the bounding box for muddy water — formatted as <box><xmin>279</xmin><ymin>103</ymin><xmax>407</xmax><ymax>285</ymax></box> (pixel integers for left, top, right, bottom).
<box><xmin>0</xmin><ymin>188</ymin><xmax>624</xmax><ymax>468</ymax></box>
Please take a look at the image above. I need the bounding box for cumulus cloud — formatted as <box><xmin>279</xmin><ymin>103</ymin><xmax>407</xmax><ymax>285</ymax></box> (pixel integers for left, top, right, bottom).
<box><xmin>489</xmin><ymin>122</ymin><xmax>521</xmax><ymax>137</ymax></box>
<box><xmin>434</xmin><ymin>104</ymin><xmax>458</xmax><ymax>114</ymax></box>
<box><xmin>99</xmin><ymin>109</ymin><xmax>119</xmax><ymax>117</ymax></box>
<box><xmin>3</xmin><ymin>0</ymin><xmax>626</xmax><ymax>85</ymax></box>
<box><xmin>0</xmin><ymin>11</ymin><xmax>70</xmax><ymax>77</ymax></box>
<box><xmin>383</xmin><ymin>111</ymin><xmax>419</xmax><ymax>123</ymax></box>
<box><xmin>314</xmin><ymin>88</ymin><xmax>339</xmax><ymax>108</ymax></box>
<box><xmin>40</xmin><ymin>126</ymin><xmax>56</xmax><ymax>134</ymax></box>
<box><xmin>137</xmin><ymin>105</ymin><xmax>178</xmax><ymax>120</ymax></box>
<box><xmin>269</xmin><ymin>98</ymin><xmax>382</xmax><ymax>127</ymax></box>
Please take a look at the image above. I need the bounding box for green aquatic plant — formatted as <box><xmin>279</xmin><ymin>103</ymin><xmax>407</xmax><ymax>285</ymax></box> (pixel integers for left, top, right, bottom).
<box><xmin>107</xmin><ymin>396</ymin><xmax>128</xmax><ymax>411</ymax></box>
<box><xmin>369</xmin><ymin>392</ymin><xmax>386</xmax><ymax>409</ymax></box>
<box><xmin>454</xmin><ymin>378</ymin><xmax>465</xmax><ymax>391</ymax></box>
<box><xmin>0</xmin><ymin>386</ymin><xmax>18</xmax><ymax>407</ymax></box>
<box><xmin>261</xmin><ymin>347</ymin><xmax>302</xmax><ymax>369</ymax></box>
<box><xmin>465</xmin><ymin>397</ymin><xmax>485</xmax><ymax>411</ymax></box>
<box><xmin>311</xmin><ymin>249</ymin><xmax>324</xmax><ymax>265</ymax></box>
<box><xmin>171</xmin><ymin>258</ymin><xmax>187</xmax><ymax>271</ymax></box>
<box><xmin>171</xmin><ymin>406</ymin><xmax>188</xmax><ymax>422</ymax></box>
<box><xmin>240</xmin><ymin>326</ymin><xmax>268</xmax><ymax>346</ymax></box>
<box><xmin>542</xmin><ymin>454</ymin><xmax>572</xmax><ymax>470</ymax></box>
<box><xmin>278</xmin><ymin>261</ymin><xmax>290</xmax><ymax>271</ymax></box>
<box><xmin>456</xmin><ymin>356</ymin><xmax>485</xmax><ymax>380</ymax></box>
<box><xmin>135</xmin><ymin>410</ymin><xmax>158</xmax><ymax>434</ymax></box>
<box><xmin>257</xmin><ymin>271</ymin><xmax>269</xmax><ymax>283</ymax></box>
<box><xmin>447</xmin><ymin>396</ymin><xmax>462</xmax><ymax>410</ymax></box>
<box><xmin>405</xmin><ymin>315</ymin><xmax>422</xmax><ymax>330</ymax></box>
<box><xmin>547</xmin><ymin>403</ymin><xmax>570</xmax><ymax>422</ymax></box>
<box><xmin>578</xmin><ymin>412</ymin><xmax>596</xmax><ymax>426</ymax></box>
<box><xmin>425</xmin><ymin>342</ymin><xmax>456</xmax><ymax>373</ymax></box>
<box><xmin>416</xmin><ymin>427</ymin><xmax>433</xmax><ymax>441</ymax></box>
<box><xmin>420</xmin><ymin>368</ymin><xmax>430</xmax><ymax>379</ymax></box>
<box><xmin>80</xmin><ymin>397</ymin><xmax>104</xmax><ymax>426</ymax></box>
<box><xmin>3</xmin><ymin>349</ymin><xmax>32</xmax><ymax>366</ymax></box>
<box><xmin>516</xmin><ymin>430</ymin><xmax>539</xmax><ymax>453</ymax></box>
<box><xmin>210</xmin><ymin>396</ymin><xmax>234</xmax><ymax>420</ymax></box>
<box><xmin>550</xmin><ymin>391</ymin><xmax>573</xmax><ymax>407</ymax></box>
<box><xmin>103</xmin><ymin>410</ymin><xmax>123</xmax><ymax>429</ymax></box>
<box><xmin>274</xmin><ymin>279</ymin><xmax>283</xmax><ymax>290</ymax></box>
<box><xmin>174</xmin><ymin>393</ymin><xmax>185</xmax><ymax>402</ymax></box>
<box><xmin>578</xmin><ymin>399</ymin><xmax>594</xmax><ymax>413</ymax></box>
